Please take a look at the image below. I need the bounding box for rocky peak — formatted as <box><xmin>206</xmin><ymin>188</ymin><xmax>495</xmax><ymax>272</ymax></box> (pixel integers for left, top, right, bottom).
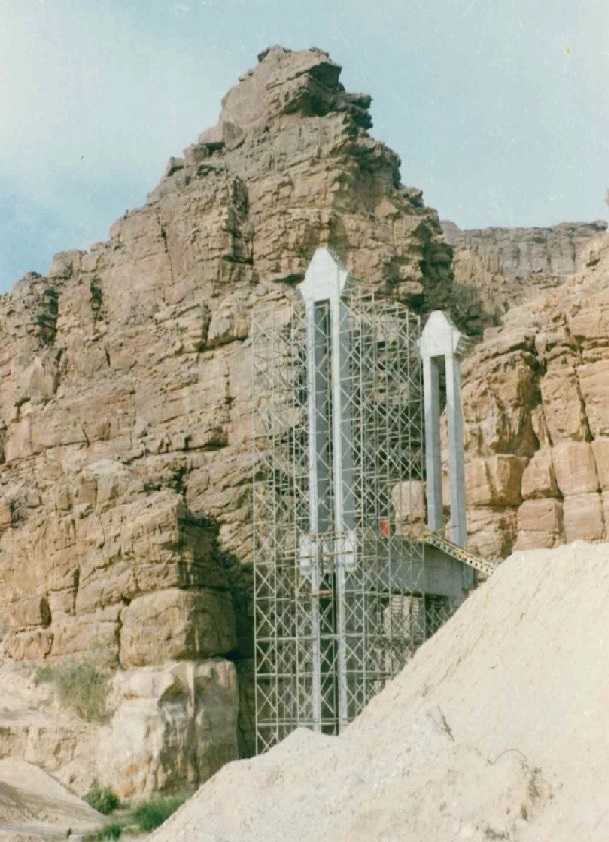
<box><xmin>144</xmin><ymin>45</ymin><xmax>451</xmax><ymax>306</ymax></box>
<box><xmin>200</xmin><ymin>46</ymin><xmax>372</xmax><ymax>149</ymax></box>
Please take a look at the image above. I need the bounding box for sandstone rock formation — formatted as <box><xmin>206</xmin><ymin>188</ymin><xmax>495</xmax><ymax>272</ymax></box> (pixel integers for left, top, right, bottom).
<box><xmin>0</xmin><ymin>659</ymin><xmax>238</xmax><ymax>800</ymax></box>
<box><xmin>3</xmin><ymin>40</ymin><xmax>606</xmax><ymax>800</ymax></box>
<box><xmin>442</xmin><ymin>219</ymin><xmax>607</xmax><ymax>332</ymax></box>
<box><xmin>461</xmin><ymin>231</ymin><xmax>609</xmax><ymax>556</ymax></box>
<box><xmin>0</xmin><ymin>45</ymin><xmax>454</xmax><ymax>793</ymax></box>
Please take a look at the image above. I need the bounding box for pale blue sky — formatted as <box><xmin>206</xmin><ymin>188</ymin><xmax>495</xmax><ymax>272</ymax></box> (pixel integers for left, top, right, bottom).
<box><xmin>1</xmin><ymin>0</ymin><xmax>608</xmax><ymax>290</ymax></box>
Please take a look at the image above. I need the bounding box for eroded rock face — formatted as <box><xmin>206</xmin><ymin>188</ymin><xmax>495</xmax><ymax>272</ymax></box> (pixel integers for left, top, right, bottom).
<box><xmin>0</xmin><ymin>659</ymin><xmax>238</xmax><ymax>799</ymax></box>
<box><xmin>96</xmin><ymin>660</ymin><xmax>239</xmax><ymax>798</ymax></box>
<box><xmin>0</xmin><ymin>45</ymin><xmax>453</xmax><ymax>787</ymax></box>
<box><xmin>442</xmin><ymin>220</ymin><xmax>607</xmax><ymax>332</ymax></box>
<box><xmin>461</xmin><ymin>233</ymin><xmax>609</xmax><ymax>556</ymax></box>
<box><xmin>443</xmin><ymin>220</ymin><xmax>607</xmax><ymax>281</ymax></box>
<box><xmin>6</xmin><ymin>43</ymin><xmax>603</xmax><ymax>793</ymax></box>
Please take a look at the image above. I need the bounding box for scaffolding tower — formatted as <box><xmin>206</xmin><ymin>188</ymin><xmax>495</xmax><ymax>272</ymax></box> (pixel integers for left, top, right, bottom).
<box><xmin>252</xmin><ymin>249</ymin><xmax>466</xmax><ymax>753</ymax></box>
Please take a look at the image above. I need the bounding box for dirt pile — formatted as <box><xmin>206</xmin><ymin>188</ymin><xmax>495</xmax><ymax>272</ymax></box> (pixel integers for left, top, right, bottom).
<box><xmin>151</xmin><ymin>540</ymin><xmax>609</xmax><ymax>841</ymax></box>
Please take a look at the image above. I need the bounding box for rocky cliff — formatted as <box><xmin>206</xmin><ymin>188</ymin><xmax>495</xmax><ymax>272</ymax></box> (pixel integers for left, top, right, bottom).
<box><xmin>4</xmin><ymin>42</ymin><xmax>607</xmax><ymax>799</ymax></box>
<box><xmin>0</xmin><ymin>46</ymin><xmax>454</xmax><ymax>795</ymax></box>
<box><xmin>442</xmin><ymin>219</ymin><xmax>607</xmax><ymax>331</ymax></box>
<box><xmin>461</xmin><ymin>232</ymin><xmax>609</xmax><ymax>557</ymax></box>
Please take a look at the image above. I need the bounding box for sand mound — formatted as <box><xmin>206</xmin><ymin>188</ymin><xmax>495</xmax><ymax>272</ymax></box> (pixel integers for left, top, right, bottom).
<box><xmin>0</xmin><ymin>759</ymin><xmax>103</xmax><ymax>839</ymax></box>
<box><xmin>151</xmin><ymin>540</ymin><xmax>609</xmax><ymax>841</ymax></box>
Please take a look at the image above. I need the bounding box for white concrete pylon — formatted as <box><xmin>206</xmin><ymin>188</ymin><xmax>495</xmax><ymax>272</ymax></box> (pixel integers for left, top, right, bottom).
<box><xmin>419</xmin><ymin>310</ymin><xmax>468</xmax><ymax>548</ymax></box>
<box><xmin>298</xmin><ymin>246</ymin><xmax>351</xmax><ymax>307</ymax></box>
<box><xmin>297</xmin><ymin>248</ymin><xmax>356</xmax><ymax>545</ymax></box>
<box><xmin>297</xmin><ymin>247</ymin><xmax>355</xmax><ymax>732</ymax></box>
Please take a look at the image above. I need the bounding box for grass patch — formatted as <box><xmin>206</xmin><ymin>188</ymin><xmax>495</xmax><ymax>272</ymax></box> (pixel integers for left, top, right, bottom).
<box><xmin>132</xmin><ymin>796</ymin><xmax>186</xmax><ymax>831</ymax></box>
<box><xmin>83</xmin><ymin>794</ymin><xmax>187</xmax><ymax>839</ymax></box>
<box><xmin>34</xmin><ymin>658</ymin><xmax>110</xmax><ymax>722</ymax></box>
<box><xmin>84</xmin><ymin>823</ymin><xmax>122</xmax><ymax>841</ymax></box>
<box><xmin>85</xmin><ymin>782</ymin><xmax>120</xmax><ymax>815</ymax></box>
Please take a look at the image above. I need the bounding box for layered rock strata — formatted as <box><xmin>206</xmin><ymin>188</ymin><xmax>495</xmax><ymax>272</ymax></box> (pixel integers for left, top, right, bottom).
<box><xmin>0</xmin><ymin>46</ymin><xmax>454</xmax><ymax>791</ymax></box>
<box><xmin>461</xmin><ymin>232</ymin><xmax>609</xmax><ymax>556</ymax></box>
<box><xmin>442</xmin><ymin>219</ymin><xmax>607</xmax><ymax>331</ymax></box>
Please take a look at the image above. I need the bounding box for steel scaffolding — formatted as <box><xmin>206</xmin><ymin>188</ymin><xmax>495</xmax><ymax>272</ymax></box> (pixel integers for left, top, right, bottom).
<box><xmin>252</xmin><ymin>250</ymin><xmax>458</xmax><ymax>753</ymax></box>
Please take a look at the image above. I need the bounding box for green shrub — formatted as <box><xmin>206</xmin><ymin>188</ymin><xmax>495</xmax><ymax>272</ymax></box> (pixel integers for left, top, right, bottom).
<box><xmin>34</xmin><ymin>658</ymin><xmax>110</xmax><ymax>722</ymax></box>
<box><xmin>84</xmin><ymin>823</ymin><xmax>122</xmax><ymax>841</ymax></box>
<box><xmin>84</xmin><ymin>782</ymin><xmax>120</xmax><ymax>815</ymax></box>
<box><xmin>132</xmin><ymin>796</ymin><xmax>186</xmax><ymax>831</ymax></box>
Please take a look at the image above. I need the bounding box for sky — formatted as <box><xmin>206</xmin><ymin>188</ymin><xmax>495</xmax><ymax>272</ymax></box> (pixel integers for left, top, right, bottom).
<box><xmin>1</xmin><ymin>0</ymin><xmax>608</xmax><ymax>291</ymax></box>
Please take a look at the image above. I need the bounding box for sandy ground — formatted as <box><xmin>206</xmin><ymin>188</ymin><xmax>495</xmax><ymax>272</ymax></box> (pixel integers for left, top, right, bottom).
<box><xmin>0</xmin><ymin>759</ymin><xmax>103</xmax><ymax>840</ymax></box>
<box><xmin>151</xmin><ymin>540</ymin><xmax>609</xmax><ymax>841</ymax></box>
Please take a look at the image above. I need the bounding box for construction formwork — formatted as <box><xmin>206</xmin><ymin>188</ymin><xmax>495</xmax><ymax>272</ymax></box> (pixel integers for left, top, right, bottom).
<box><xmin>252</xmin><ymin>265</ymin><xmax>459</xmax><ymax>754</ymax></box>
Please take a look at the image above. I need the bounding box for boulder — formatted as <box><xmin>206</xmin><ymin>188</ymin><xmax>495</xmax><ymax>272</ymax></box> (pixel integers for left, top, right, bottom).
<box><xmin>563</xmin><ymin>493</ymin><xmax>604</xmax><ymax>543</ymax></box>
<box><xmin>552</xmin><ymin>441</ymin><xmax>599</xmax><ymax>496</ymax></box>
<box><xmin>514</xmin><ymin>498</ymin><xmax>563</xmax><ymax>550</ymax></box>
<box><xmin>520</xmin><ymin>449</ymin><xmax>558</xmax><ymax>500</ymax></box>
<box><xmin>120</xmin><ymin>589</ymin><xmax>236</xmax><ymax>668</ymax></box>
<box><xmin>96</xmin><ymin>660</ymin><xmax>239</xmax><ymax>798</ymax></box>
<box><xmin>7</xmin><ymin>595</ymin><xmax>51</xmax><ymax>631</ymax></box>
<box><xmin>466</xmin><ymin>455</ymin><xmax>527</xmax><ymax>507</ymax></box>
<box><xmin>466</xmin><ymin>508</ymin><xmax>517</xmax><ymax>559</ymax></box>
